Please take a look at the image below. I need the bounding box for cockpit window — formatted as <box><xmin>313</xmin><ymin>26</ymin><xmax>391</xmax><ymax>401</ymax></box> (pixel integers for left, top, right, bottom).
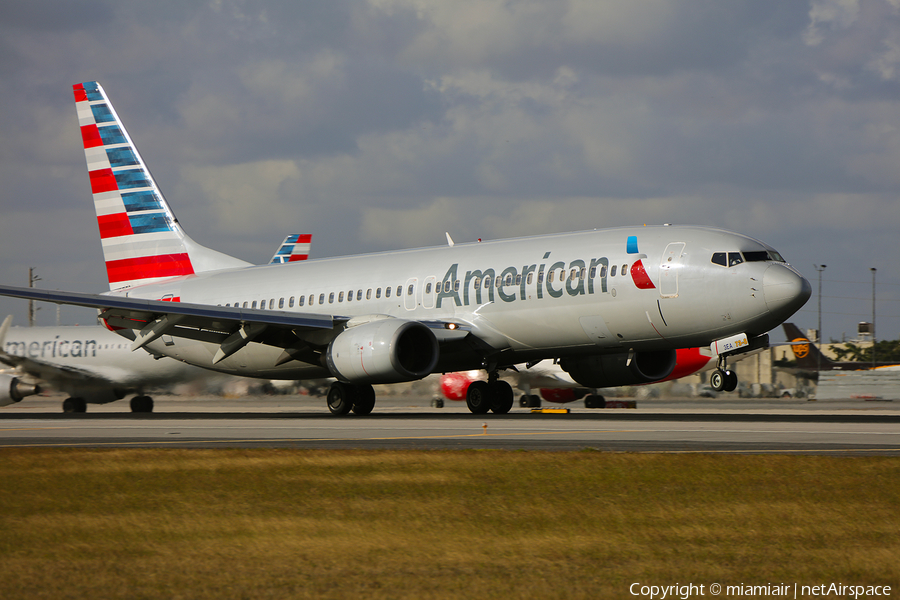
<box><xmin>728</xmin><ymin>252</ymin><xmax>744</xmax><ymax>267</ymax></box>
<box><xmin>711</xmin><ymin>252</ymin><xmax>727</xmax><ymax>267</ymax></box>
<box><xmin>744</xmin><ymin>250</ymin><xmax>786</xmax><ymax>263</ymax></box>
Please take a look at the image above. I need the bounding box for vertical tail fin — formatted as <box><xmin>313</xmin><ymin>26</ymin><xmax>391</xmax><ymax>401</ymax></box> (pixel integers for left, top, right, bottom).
<box><xmin>269</xmin><ymin>234</ymin><xmax>312</xmax><ymax>264</ymax></box>
<box><xmin>781</xmin><ymin>323</ymin><xmax>835</xmax><ymax>369</ymax></box>
<box><xmin>73</xmin><ymin>82</ymin><xmax>249</xmax><ymax>290</ymax></box>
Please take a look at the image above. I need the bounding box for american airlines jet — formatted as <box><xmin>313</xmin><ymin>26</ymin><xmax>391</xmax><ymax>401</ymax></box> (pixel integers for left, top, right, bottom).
<box><xmin>0</xmin><ymin>82</ymin><xmax>811</xmax><ymax>416</ymax></box>
<box><xmin>0</xmin><ymin>316</ymin><xmax>212</xmax><ymax>412</ymax></box>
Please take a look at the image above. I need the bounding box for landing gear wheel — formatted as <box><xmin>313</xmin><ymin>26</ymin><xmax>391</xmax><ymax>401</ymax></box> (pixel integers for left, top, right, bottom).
<box><xmin>584</xmin><ymin>394</ymin><xmax>606</xmax><ymax>408</ymax></box>
<box><xmin>352</xmin><ymin>385</ymin><xmax>376</xmax><ymax>416</ymax></box>
<box><xmin>62</xmin><ymin>397</ymin><xmax>87</xmax><ymax>413</ymax></box>
<box><xmin>130</xmin><ymin>395</ymin><xmax>154</xmax><ymax>413</ymax></box>
<box><xmin>327</xmin><ymin>382</ymin><xmax>355</xmax><ymax>415</ymax></box>
<box><xmin>489</xmin><ymin>381</ymin><xmax>514</xmax><ymax>414</ymax></box>
<box><xmin>710</xmin><ymin>369</ymin><xmax>727</xmax><ymax>392</ymax></box>
<box><xmin>465</xmin><ymin>381</ymin><xmax>492</xmax><ymax>414</ymax></box>
<box><xmin>723</xmin><ymin>370</ymin><xmax>738</xmax><ymax>393</ymax></box>
<box><xmin>519</xmin><ymin>394</ymin><xmax>541</xmax><ymax>408</ymax></box>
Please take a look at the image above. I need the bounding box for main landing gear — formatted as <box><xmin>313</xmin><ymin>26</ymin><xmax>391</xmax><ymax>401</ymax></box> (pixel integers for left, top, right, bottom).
<box><xmin>60</xmin><ymin>395</ymin><xmax>155</xmax><ymax>413</ymax></box>
<box><xmin>327</xmin><ymin>381</ymin><xmax>377</xmax><ymax>416</ymax></box>
<box><xmin>465</xmin><ymin>372</ymin><xmax>514</xmax><ymax>415</ymax></box>
<box><xmin>709</xmin><ymin>358</ymin><xmax>738</xmax><ymax>393</ymax></box>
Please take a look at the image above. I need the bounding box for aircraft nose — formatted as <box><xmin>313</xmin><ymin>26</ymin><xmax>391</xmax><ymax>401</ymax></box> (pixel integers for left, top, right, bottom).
<box><xmin>763</xmin><ymin>265</ymin><xmax>812</xmax><ymax>316</ymax></box>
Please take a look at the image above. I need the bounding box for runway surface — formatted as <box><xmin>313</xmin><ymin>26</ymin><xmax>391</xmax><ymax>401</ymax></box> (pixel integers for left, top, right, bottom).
<box><xmin>2</xmin><ymin>395</ymin><xmax>899</xmax><ymax>453</ymax></box>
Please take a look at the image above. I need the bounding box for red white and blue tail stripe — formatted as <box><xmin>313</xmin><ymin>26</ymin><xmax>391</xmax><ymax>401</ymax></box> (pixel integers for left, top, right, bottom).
<box><xmin>73</xmin><ymin>82</ymin><xmax>249</xmax><ymax>290</ymax></box>
<box><xmin>269</xmin><ymin>234</ymin><xmax>312</xmax><ymax>264</ymax></box>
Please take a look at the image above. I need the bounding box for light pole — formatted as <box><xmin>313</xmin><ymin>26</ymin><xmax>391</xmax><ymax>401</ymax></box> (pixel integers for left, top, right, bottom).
<box><xmin>814</xmin><ymin>264</ymin><xmax>827</xmax><ymax>376</ymax></box>
<box><xmin>871</xmin><ymin>267</ymin><xmax>876</xmax><ymax>368</ymax></box>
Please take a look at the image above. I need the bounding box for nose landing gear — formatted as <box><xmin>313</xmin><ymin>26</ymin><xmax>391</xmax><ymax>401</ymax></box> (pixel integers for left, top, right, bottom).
<box><xmin>709</xmin><ymin>358</ymin><xmax>738</xmax><ymax>393</ymax></box>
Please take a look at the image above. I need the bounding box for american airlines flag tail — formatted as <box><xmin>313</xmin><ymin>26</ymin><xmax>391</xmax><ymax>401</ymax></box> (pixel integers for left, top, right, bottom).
<box><xmin>73</xmin><ymin>81</ymin><xmax>248</xmax><ymax>291</ymax></box>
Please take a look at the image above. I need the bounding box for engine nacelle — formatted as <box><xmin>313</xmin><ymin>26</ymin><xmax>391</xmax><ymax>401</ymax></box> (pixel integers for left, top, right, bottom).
<box><xmin>559</xmin><ymin>349</ymin><xmax>677</xmax><ymax>388</ymax></box>
<box><xmin>0</xmin><ymin>373</ymin><xmax>41</xmax><ymax>407</ymax></box>
<box><xmin>326</xmin><ymin>319</ymin><xmax>439</xmax><ymax>384</ymax></box>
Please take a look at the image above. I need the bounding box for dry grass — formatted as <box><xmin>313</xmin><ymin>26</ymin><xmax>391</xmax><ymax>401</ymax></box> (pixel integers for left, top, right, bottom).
<box><xmin>1</xmin><ymin>449</ymin><xmax>898</xmax><ymax>599</ymax></box>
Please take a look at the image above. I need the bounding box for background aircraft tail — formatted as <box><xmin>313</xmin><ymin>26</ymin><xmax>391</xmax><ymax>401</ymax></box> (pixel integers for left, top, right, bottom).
<box><xmin>781</xmin><ymin>323</ymin><xmax>835</xmax><ymax>369</ymax></box>
<box><xmin>269</xmin><ymin>234</ymin><xmax>312</xmax><ymax>264</ymax></box>
<box><xmin>73</xmin><ymin>82</ymin><xmax>249</xmax><ymax>291</ymax></box>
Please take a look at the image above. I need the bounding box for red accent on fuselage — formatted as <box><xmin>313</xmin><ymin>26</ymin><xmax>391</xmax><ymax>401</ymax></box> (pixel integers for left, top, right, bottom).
<box><xmin>631</xmin><ymin>259</ymin><xmax>656</xmax><ymax>289</ymax></box>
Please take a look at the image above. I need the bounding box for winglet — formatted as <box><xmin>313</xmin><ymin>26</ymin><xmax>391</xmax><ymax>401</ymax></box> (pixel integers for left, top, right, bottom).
<box><xmin>0</xmin><ymin>316</ymin><xmax>10</xmax><ymax>347</ymax></box>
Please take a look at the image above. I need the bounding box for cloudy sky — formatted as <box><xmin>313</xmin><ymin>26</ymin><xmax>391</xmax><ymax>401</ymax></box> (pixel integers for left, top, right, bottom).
<box><xmin>1</xmin><ymin>0</ymin><xmax>899</xmax><ymax>343</ymax></box>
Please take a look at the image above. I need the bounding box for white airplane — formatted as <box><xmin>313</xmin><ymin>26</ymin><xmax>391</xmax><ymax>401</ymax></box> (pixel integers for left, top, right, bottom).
<box><xmin>0</xmin><ymin>81</ymin><xmax>812</xmax><ymax>416</ymax></box>
<box><xmin>0</xmin><ymin>315</ymin><xmax>213</xmax><ymax>412</ymax></box>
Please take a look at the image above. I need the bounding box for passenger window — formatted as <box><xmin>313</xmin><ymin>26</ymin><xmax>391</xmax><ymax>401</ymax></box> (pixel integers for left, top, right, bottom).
<box><xmin>357</xmin><ymin>290</ymin><xmax>363</xmax><ymax>301</ymax></box>
<box><xmin>590</xmin><ymin>267</ymin><xmax>596</xmax><ymax>279</ymax></box>
<box><xmin>425</xmin><ymin>283</ymin><xmax>432</xmax><ymax>294</ymax></box>
<box><xmin>270</xmin><ymin>299</ymin><xmax>275</xmax><ymax>309</ymax></box>
<box><xmin>397</xmin><ymin>285</ymin><xmax>402</xmax><ymax>297</ymax></box>
<box><xmin>328</xmin><ymin>293</ymin><xmax>334</xmax><ymax>304</ymax></box>
<box><xmin>386</xmin><ymin>287</ymin><xmax>392</xmax><ymax>298</ymax></box>
<box><xmin>319</xmin><ymin>293</ymin><xmax>325</xmax><ymax>305</ymax></box>
<box><xmin>600</xmin><ymin>265</ymin><xmax>607</xmax><ymax>277</ymax></box>
<box><xmin>298</xmin><ymin>296</ymin><xmax>304</xmax><ymax>307</ymax></box>
<box><xmin>484</xmin><ymin>276</ymin><xmax>492</xmax><ymax>289</ymax></box>
<box><xmin>621</xmin><ymin>265</ymin><xmax>627</xmax><ymax>276</ymax></box>
<box><xmin>711</xmin><ymin>252</ymin><xmax>727</xmax><ymax>267</ymax></box>
<box><xmin>279</xmin><ymin>298</ymin><xmax>285</xmax><ymax>309</ymax></box>
<box><xmin>454</xmin><ymin>280</ymin><xmax>460</xmax><ymax>292</ymax></box>
<box><xmin>252</xmin><ymin>301</ymin><xmax>258</xmax><ymax>309</ymax></box>
<box><xmin>445</xmin><ymin>280</ymin><xmax>452</xmax><ymax>293</ymax></box>
<box><xmin>407</xmin><ymin>285</ymin><xmax>414</xmax><ymax>296</ymax></box>
<box><xmin>376</xmin><ymin>288</ymin><xmax>381</xmax><ymax>299</ymax></box>
<box><xmin>728</xmin><ymin>252</ymin><xmax>744</xmax><ymax>267</ymax></box>
<box><xmin>610</xmin><ymin>265</ymin><xmax>617</xmax><ymax>277</ymax></box>
<box><xmin>570</xmin><ymin>269</ymin><xmax>577</xmax><ymax>281</ymax></box>
<box><xmin>526</xmin><ymin>273</ymin><xmax>533</xmax><ymax>285</ymax></box>
<box><xmin>367</xmin><ymin>289</ymin><xmax>372</xmax><ymax>300</ymax></box>
<box><xmin>548</xmin><ymin>271</ymin><xmax>554</xmax><ymax>283</ymax></box>
<box><xmin>338</xmin><ymin>292</ymin><xmax>344</xmax><ymax>302</ymax></box>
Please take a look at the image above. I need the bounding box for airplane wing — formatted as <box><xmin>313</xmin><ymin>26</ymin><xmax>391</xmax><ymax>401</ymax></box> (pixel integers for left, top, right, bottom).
<box><xmin>0</xmin><ymin>285</ymin><xmax>470</xmax><ymax>368</ymax></box>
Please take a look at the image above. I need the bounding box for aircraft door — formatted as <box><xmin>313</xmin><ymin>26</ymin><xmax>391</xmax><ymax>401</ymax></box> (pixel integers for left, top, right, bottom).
<box><xmin>404</xmin><ymin>278</ymin><xmax>418</xmax><ymax>311</ymax></box>
<box><xmin>423</xmin><ymin>276</ymin><xmax>437</xmax><ymax>309</ymax></box>
<box><xmin>659</xmin><ymin>243</ymin><xmax>685</xmax><ymax>298</ymax></box>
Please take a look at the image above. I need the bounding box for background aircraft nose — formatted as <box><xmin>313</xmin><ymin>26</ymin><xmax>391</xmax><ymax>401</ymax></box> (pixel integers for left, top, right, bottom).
<box><xmin>763</xmin><ymin>265</ymin><xmax>812</xmax><ymax>316</ymax></box>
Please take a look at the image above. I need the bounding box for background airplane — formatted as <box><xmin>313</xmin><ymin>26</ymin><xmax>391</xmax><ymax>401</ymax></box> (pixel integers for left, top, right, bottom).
<box><xmin>440</xmin><ymin>345</ymin><xmax>758</xmax><ymax>408</ymax></box>
<box><xmin>780</xmin><ymin>323</ymin><xmax>900</xmax><ymax>375</ymax></box>
<box><xmin>0</xmin><ymin>315</ymin><xmax>219</xmax><ymax>412</ymax></box>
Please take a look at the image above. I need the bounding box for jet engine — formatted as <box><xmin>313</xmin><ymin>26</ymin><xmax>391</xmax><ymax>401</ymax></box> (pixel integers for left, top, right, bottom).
<box><xmin>326</xmin><ymin>319</ymin><xmax>439</xmax><ymax>384</ymax></box>
<box><xmin>559</xmin><ymin>349</ymin><xmax>677</xmax><ymax>388</ymax></box>
<box><xmin>0</xmin><ymin>373</ymin><xmax>41</xmax><ymax>407</ymax></box>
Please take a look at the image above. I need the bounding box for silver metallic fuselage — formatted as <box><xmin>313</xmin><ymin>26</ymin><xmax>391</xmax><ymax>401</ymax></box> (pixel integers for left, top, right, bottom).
<box><xmin>110</xmin><ymin>225</ymin><xmax>810</xmax><ymax>381</ymax></box>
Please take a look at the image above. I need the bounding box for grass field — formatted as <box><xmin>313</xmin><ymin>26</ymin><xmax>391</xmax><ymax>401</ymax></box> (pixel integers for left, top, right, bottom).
<box><xmin>1</xmin><ymin>449</ymin><xmax>898</xmax><ymax>599</ymax></box>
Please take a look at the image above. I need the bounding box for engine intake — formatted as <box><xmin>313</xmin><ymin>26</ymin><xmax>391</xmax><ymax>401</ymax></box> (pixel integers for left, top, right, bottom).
<box><xmin>326</xmin><ymin>319</ymin><xmax>439</xmax><ymax>384</ymax></box>
<box><xmin>560</xmin><ymin>349</ymin><xmax>677</xmax><ymax>388</ymax></box>
<box><xmin>0</xmin><ymin>373</ymin><xmax>41</xmax><ymax>407</ymax></box>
